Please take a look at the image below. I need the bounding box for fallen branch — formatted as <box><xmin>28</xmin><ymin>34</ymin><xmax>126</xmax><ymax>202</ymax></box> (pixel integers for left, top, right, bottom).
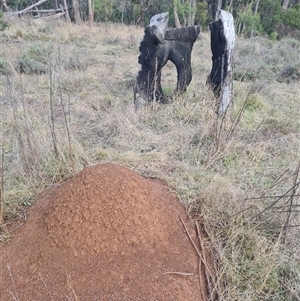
<box><xmin>28</xmin><ymin>8</ymin><xmax>64</xmax><ymax>13</ymax></box>
<box><xmin>6</xmin><ymin>0</ymin><xmax>48</xmax><ymax>16</ymax></box>
<box><xmin>32</xmin><ymin>12</ymin><xmax>66</xmax><ymax>22</ymax></box>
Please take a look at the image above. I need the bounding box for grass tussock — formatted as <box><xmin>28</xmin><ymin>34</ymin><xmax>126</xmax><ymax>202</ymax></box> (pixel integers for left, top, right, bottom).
<box><xmin>1</xmin><ymin>20</ymin><xmax>300</xmax><ymax>300</ymax></box>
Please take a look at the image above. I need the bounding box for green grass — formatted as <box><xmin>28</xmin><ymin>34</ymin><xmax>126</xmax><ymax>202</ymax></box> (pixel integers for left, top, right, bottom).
<box><xmin>0</xmin><ymin>21</ymin><xmax>299</xmax><ymax>300</ymax></box>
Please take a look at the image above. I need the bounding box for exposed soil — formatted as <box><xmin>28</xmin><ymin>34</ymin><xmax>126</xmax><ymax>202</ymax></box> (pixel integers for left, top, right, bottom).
<box><xmin>1</xmin><ymin>163</ymin><xmax>209</xmax><ymax>300</ymax></box>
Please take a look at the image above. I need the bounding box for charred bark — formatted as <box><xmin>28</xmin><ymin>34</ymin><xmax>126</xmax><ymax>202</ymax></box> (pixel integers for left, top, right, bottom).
<box><xmin>208</xmin><ymin>10</ymin><xmax>235</xmax><ymax>114</ymax></box>
<box><xmin>134</xmin><ymin>13</ymin><xmax>200</xmax><ymax>109</ymax></box>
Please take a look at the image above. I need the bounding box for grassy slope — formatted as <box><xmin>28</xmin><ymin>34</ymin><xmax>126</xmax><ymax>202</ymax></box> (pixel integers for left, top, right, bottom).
<box><xmin>1</xmin><ymin>20</ymin><xmax>299</xmax><ymax>300</ymax></box>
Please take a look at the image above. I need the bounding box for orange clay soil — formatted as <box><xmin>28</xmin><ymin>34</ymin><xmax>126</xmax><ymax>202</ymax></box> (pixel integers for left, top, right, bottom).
<box><xmin>1</xmin><ymin>163</ymin><xmax>210</xmax><ymax>301</ymax></box>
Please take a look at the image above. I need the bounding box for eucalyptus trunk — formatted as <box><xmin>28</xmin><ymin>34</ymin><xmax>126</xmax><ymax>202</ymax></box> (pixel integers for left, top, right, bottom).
<box><xmin>250</xmin><ymin>0</ymin><xmax>260</xmax><ymax>38</ymax></box>
<box><xmin>72</xmin><ymin>0</ymin><xmax>81</xmax><ymax>24</ymax></box>
<box><xmin>63</xmin><ymin>0</ymin><xmax>71</xmax><ymax>23</ymax></box>
<box><xmin>281</xmin><ymin>0</ymin><xmax>289</xmax><ymax>11</ymax></box>
<box><xmin>1</xmin><ymin>0</ymin><xmax>10</xmax><ymax>11</ymax></box>
<box><xmin>88</xmin><ymin>0</ymin><xmax>94</xmax><ymax>25</ymax></box>
<box><xmin>173</xmin><ymin>0</ymin><xmax>182</xmax><ymax>28</ymax></box>
<box><xmin>188</xmin><ymin>0</ymin><xmax>196</xmax><ymax>26</ymax></box>
<box><xmin>211</xmin><ymin>0</ymin><xmax>222</xmax><ymax>20</ymax></box>
<box><xmin>228</xmin><ymin>0</ymin><xmax>233</xmax><ymax>14</ymax></box>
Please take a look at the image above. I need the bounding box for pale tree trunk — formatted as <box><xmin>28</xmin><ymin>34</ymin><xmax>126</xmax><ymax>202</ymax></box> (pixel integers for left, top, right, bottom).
<box><xmin>211</xmin><ymin>0</ymin><xmax>222</xmax><ymax>21</ymax></box>
<box><xmin>88</xmin><ymin>0</ymin><xmax>93</xmax><ymax>26</ymax></box>
<box><xmin>182</xmin><ymin>3</ymin><xmax>187</xmax><ymax>27</ymax></box>
<box><xmin>219</xmin><ymin>10</ymin><xmax>235</xmax><ymax>114</ymax></box>
<box><xmin>173</xmin><ymin>0</ymin><xmax>182</xmax><ymax>28</ymax></box>
<box><xmin>182</xmin><ymin>15</ymin><xmax>187</xmax><ymax>27</ymax></box>
<box><xmin>228</xmin><ymin>0</ymin><xmax>233</xmax><ymax>14</ymax></box>
<box><xmin>1</xmin><ymin>0</ymin><xmax>10</xmax><ymax>11</ymax></box>
<box><xmin>188</xmin><ymin>0</ymin><xmax>196</xmax><ymax>26</ymax></box>
<box><xmin>72</xmin><ymin>0</ymin><xmax>81</xmax><ymax>24</ymax></box>
<box><xmin>250</xmin><ymin>0</ymin><xmax>260</xmax><ymax>38</ymax></box>
<box><xmin>63</xmin><ymin>0</ymin><xmax>71</xmax><ymax>23</ymax></box>
<box><xmin>120</xmin><ymin>0</ymin><xmax>125</xmax><ymax>25</ymax></box>
<box><xmin>281</xmin><ymin>0</ymin><xmax>289</xmax><ymax>11</ymax></box>
<box><xmin>136</xmin><ymin>0</ymin><xmax>149</xmax><ymax>27</ymax></box>
<box><xmin>254</xmin><ymin>0</ymin><xmax>260</xmax><ymax>16</ymax></box>
<box><xmin>191</xmin><ymin>0</ymin><xmax>196</xmax><ymax>25</ymax></box>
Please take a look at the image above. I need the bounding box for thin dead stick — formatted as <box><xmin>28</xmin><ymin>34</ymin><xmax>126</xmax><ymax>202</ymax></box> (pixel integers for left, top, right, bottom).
<box><xmin>277</xmin><ymin>210</ymin><xmax>300</xmax><ymax>213</ymax></box>
<box><xmin>179</xmin><ymin>216</ymin><xmax>215</xmax><ymax>282</ymax></box>
<box><xmin>49</xmin><ymin>57</ymin><xmax>59</xmax><ymax>159</ymax></box>
<box><xmin>240</xmin><ymin>118</ymin><xmax>265</xmax><ymax>149</ymax></box>
<box><xmin>67</xmin><ymin>274</ymin><xmax>79</xmax><ymax>301</ymax></box>
<box><xmin>230</xmin><ymin>205</ymin><xmax>256</xmax><ymax>218</ymax></box>
<box><xmin>162</xmin><ymin>271</ymin><xmax>193</xmax><ymax>276</ymax></box>
<box><xmin>198</xmin><ymin>258</ymin><xmax>206</xmax><ymax>301</ymax></box>
<box><xmin>282</xmin><ymin>161</ymin><xmax>300</xmax><ymax>245</ymax></box>
<box><xmin>141</xmin><ymin>263</ymin><xmax>192</xmax><ymax>277</ymax></box>
<box><xmin>226</xmin><ymin>68</ymin><xmax>261</xmax><ymax>142</ymax></box>
<box><xmin>196</xmin><ymin>222</ymin><xmax>210</xmax><ymax>274</ymax></box>
<box><xmin>257</xmin><ymin>182</ymin><xmax>300</xmax><ymax>218</ymax></box>
<box><xmin>56</xmin><ymin>42</ymin><xmax>74</xmax><ymax>173</ymax></box>
<box><xmin>9</xmin><ymin>291</ymin><xmax>19</xmax><ymax>301</ymax></box>
<box><xmin>179</xmin><ymin>215</ymin><xmax>207</xmax><ymax>299</ymax></box>
<box><xmin>196</xmin><ymin>221</ymin><xmax>216</xmax><ymax>299</ymax></box>
<box><xmin>243</xmin><ymin>193</ymin><xmax>300</xmax><ymax>201</ymax></box>
<box><xmin>269</xmin><ymin>168</ymin><xmax>290</xmax><ymax>189</ymax></box>
<box><xmin>274</xmin><ymin>204</ymin><xmax>300</xmax><ymax>208</ymax></box>
<box><xmin>179</xmin><ymin>216</ymin><xmax>201</xmax><ymax>256</ymax></box>
<box><xmin>0</xmin><ymin>137</ymin><xmax>4</xmax><ymax>225</ymax></box>
<box><xmin>38</xmin><ymin>272</ymin><xmax>48</xmax><ymax>289</ymax></box>
<box><xmin>7</xmin><ymin>264</ymin><xmax>19</xmax><ymax>301</ymax></box>
<box><xmin>201</xmin><ymin>218</ymin><xmax>225</xmax><ymax>299</ymax></box>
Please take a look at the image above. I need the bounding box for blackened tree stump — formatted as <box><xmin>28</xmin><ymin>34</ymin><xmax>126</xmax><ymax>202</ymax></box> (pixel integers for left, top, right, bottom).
<box><xmin>134</xmin><ymin>12</ymin><xmax>200</xmax><ymax>109</ymax></box>
<box><xmin>208</xmin><ymin>9</ymin><xmax>235</xmax><ymax>114</ymax></box>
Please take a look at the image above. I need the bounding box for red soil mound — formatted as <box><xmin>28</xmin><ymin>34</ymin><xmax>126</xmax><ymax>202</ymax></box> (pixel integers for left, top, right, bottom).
<box><xmin>1</xmin><ymin>163</ymin><xmax>208</xmax><ymax>300</ymax></box>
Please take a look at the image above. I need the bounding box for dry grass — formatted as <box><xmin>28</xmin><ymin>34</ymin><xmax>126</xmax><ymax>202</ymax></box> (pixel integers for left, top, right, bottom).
<box><xmin>1</xmin><ymin>19</ymin><xmax>300</xmax><ymax>300</ymax></box>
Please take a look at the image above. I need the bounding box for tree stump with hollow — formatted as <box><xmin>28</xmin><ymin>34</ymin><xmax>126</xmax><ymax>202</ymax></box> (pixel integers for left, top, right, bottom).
<box><xmin>134</xmin><ymin>12</ymin><xmax>200</xmax><ymax>109</ymax></box>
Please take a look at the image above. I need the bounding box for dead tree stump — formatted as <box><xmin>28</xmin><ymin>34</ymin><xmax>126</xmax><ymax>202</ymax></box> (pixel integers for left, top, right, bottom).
<box><xmin>208</xmin><ymin>10</ymin><xmax>235</xmax><ymax>114</ymax></box>
<box><xmin>134</xmin><ymin>12</ymin><xmax>200</xmax><ymax>109</ymax></box>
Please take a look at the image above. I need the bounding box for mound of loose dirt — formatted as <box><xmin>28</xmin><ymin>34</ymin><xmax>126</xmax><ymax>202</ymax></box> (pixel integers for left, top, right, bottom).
<box><xmin>1</xmin><ymin>163</ymin><xmax>208</xmax><ymax>300</ymax></box>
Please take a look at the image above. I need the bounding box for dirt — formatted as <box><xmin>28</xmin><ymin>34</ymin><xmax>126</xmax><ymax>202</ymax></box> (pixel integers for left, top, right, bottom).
<box><xmin>1</xmin><ymin>163</ymin><xmax>209</xmax><ymax>301</ymax></box>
